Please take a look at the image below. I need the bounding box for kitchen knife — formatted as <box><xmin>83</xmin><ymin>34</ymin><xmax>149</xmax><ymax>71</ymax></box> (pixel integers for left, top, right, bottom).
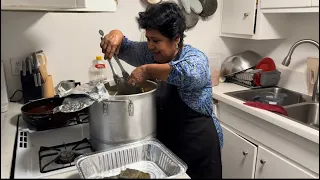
<box><xmin>32</xmin><ymin>53</ymin><xmax>39</xmax><ymax>70</ymax></box>
<box><xmin>22</xmin><ymin>60</ymin><xmax>27</xmax><ymax>76</ymax></box>
<box><xmin>37</xmin><ymin>72</ymin><xmax>42</xmax><ymax>87</ymax></box>
<box><xmin>27</xmin><ymin>57</ymin><xmax>32</xmax><ymax>74</ymax></box>
<box><xmin>35</xmin><ymin>50</ymin><xmax>43</xmax><ymax>54</ymax></box>
<box><xmin>33</xmin><ymin>73</ymin><xmax>38</xmax><ymax>87</ymax></box>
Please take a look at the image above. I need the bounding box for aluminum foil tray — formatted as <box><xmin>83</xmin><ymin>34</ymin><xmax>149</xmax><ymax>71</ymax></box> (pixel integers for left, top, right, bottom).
<box><xmin>75</xmin><ymin>139</ymin><xmax>187</xmax><ymax>179</ymax></box>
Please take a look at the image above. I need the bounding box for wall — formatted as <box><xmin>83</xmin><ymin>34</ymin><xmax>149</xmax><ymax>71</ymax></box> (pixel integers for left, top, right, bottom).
<box><xmin>235</xmin><ymin>13</ymin><xmax>319</xmax><ymax>94</ymax></box>
<box><xmin>1</xmin><ymin>1</ymin><xmax>319</xmax><ymax>98</ymax></box>
<box><xmin>1</xmin><ymin>0</ymin><xmax>243</xmax><ymax>98</ymax></box>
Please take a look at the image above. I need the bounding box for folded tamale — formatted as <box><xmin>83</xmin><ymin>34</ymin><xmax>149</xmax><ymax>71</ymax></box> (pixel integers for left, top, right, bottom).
<box><xmin>104</xmin><ymin>168</ymin><xmax>151</xmax><ymax>179</ymax></box>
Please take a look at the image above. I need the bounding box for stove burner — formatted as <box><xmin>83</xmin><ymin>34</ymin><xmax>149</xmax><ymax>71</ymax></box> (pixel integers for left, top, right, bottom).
<box><xmin>39</xmin><ymin>138</ymin><xmax>94</xmax><ymax>173</ymax></box>
<box><xmin>56</xmin><ymin>151</ymin><xmax>76</xmax><ymax>164</ymax></box>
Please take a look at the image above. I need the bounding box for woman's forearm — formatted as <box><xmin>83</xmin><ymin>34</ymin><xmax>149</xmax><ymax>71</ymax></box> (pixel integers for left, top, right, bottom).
<box><xmin>117</xmin><ymin>37</ymin><xmax>154</xmax><ymax>67</ymax></box>
<box><xmin>145</xmin><ymin>63</ymin><xmax>171</xmax><ymax>82</ymax></box>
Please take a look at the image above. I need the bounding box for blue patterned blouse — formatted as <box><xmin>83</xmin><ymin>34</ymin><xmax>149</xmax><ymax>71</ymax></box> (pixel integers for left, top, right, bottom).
<box><xmin>118</xmin><ymin>37</ymin><xmax>223</xmax><ymax>148</ymax></box>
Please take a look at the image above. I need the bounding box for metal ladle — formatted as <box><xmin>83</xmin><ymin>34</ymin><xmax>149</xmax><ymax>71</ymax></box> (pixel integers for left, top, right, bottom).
<box><xmin>99</xmin><ymin>30</ymin><xmax>142</xmax><ymax>95</ymax></box>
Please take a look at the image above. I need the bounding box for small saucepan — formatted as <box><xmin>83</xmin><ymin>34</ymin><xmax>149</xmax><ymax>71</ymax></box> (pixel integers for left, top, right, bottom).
<box><xmin>21</xmin><ymin>97</ymin><xmax>79</xmax><ymax>130</ymax></box>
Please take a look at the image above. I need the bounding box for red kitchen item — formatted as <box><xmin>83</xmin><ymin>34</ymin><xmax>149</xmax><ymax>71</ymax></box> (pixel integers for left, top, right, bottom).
<box><xmin>244</xmin><ymin>101</ymin><xmax>288</xmax><ymax>116</ymax></box>
<box><xmin>254</xmin><ymin>57</ymin><xmax>276</xmax><ymax>86</ymax></box>
<box><xmin>253</xmin><ymin>73</ymin><xmax>261</xmax><ymax>86</ymax></box>
<box><xmin>256</xmin><ymin>57</ymin><xmax>276</xmax><ymax>72</ymax></box>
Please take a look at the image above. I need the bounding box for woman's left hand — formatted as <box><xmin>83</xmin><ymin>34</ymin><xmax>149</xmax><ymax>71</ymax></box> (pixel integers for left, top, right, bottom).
<box><xmin>128</xmin><ymin>65</ymin><xmax>149</xmax><ymax>85</ymax></box>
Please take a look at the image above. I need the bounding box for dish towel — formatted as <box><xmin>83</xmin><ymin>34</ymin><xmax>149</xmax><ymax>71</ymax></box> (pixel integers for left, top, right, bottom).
<box><xmin>243</xmin><ymin>101</ymin><xmax>288</xmax><ymax>116</ymax></box>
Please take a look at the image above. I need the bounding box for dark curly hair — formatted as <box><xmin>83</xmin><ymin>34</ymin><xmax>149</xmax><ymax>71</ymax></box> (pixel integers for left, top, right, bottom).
<box><xmin>137</xmin><ymin>2</ymin><xmax>186</xmax><ymax>49</ymax></box>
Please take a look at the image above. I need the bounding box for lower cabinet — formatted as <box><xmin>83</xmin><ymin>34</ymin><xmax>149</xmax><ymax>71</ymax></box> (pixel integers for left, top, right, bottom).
<box><xmin>221</xmin><ymin>125</ymin><xmax>257</xmax><ymax>178</ymax></box>
<box><xmin>255</xmin><ymin>146</ymin><xmax>316</xmax><ymax>178</ymax></box>
<box><xmin>221</xmin><ymin>124</ymin><xmax>317</xmax><ymax>179</ymax></box>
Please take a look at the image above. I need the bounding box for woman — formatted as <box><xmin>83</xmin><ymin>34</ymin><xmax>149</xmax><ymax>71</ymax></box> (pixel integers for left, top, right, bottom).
<box><xmin>100</xmin><ymin>2</ymin><xmax>223</xmax><ymax>178</ymax></box>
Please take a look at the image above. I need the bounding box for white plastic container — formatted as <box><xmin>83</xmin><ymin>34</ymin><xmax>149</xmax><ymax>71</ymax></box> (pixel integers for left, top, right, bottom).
<box><xmin>89</xmin><ymin>56</ymin><xmax>108</xmax><ymax>83</ymax></box>
<box><xmin>1</xmin><ymin>60</ymin><xmax>9</xmax><ymax>113</ymax></box>
<box><xmin>208</xmin><ymin>54</ymin><xmax>223</xmax><ymax>87</ymax></box>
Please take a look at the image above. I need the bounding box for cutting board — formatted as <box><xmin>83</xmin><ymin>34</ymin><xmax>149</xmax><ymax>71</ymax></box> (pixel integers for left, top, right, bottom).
<box><xmin>37</xmin><ymin>54</ymin><xmax>48</xmax><ymax>81</ymax></box>
<box><xmin>307</xmin><ymin>57</ymin><xmax>319</xmax><ymax>95</ymax></box>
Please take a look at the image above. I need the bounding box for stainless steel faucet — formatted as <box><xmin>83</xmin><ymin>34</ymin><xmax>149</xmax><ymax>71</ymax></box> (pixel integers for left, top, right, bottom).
<box><xmin>282</xmin><ymin>39</ymin><xmax>319</xmax><ymax>102</ymax></box>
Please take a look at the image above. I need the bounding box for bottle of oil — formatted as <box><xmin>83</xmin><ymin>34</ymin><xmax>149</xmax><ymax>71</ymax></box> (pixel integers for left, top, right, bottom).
<box><xmin>88</xmin><ymin>56</ymin><xmax>108</xmax><ymax>83</ymax></box>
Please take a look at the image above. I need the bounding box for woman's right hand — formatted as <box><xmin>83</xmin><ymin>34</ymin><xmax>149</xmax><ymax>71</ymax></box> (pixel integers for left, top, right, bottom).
<box><xmin>100</xmin><ymin>29</ymin><xmax>124</xmax><ymax>60</ymax></box>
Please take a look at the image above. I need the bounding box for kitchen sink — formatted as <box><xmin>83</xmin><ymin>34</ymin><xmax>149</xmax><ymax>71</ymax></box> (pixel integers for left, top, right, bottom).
<box><xmin>225</xmin><ymin>87</ymin><xmax>311</xmax><ymax>106</ymax></box>
<box><xmin>285</xmin><ymin>103</ymin><xmax>319</xmax><ymax>129</ymax></box>
<box><xmin>225</xmin><ymin>87</ymin><xmax>319</xmax><ymax>130</ymax></box>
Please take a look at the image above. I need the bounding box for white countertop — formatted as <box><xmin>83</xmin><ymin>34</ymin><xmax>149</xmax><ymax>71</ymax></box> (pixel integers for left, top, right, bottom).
<box><xmin>212</xmin><ymin>82</ymin><xmax>319</xmax><ymax>144</ymax></box>
<box><xmin>0</xmin><ymin>103</ymin><xmax>190</xmax><ymax>179</ymax></box>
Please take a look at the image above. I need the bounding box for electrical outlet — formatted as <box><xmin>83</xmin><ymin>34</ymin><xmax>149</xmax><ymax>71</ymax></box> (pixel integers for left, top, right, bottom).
<box><xmin>10</xmin><ymin>58</ymin><xmax>22</xmax><ymax>76</ymax></box>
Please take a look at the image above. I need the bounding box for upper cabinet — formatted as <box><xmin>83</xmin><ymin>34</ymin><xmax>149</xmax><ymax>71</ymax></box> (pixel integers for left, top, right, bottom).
<box><xmin>220</xmin><ymin>0</ymin><xmax>319</xmax><ymax>40</ymax></box>
<box><xmin>221</xmin><ymin>0</ymin><xmax>257</xmax><ymax>36</ymax></box>
<box><xmin>260</xmin><ymin>0</ymin><xmax>319</xmax><ymax>12</ymax></box>
<box><xmin>1</xmin><ymin>0</ymin><xmax>117</xmax><ymax>12</ymax></box>
<box><xmin>260</xmin><ymin>0</ymin><xmax>312</xmax><ymax>8</ymax></box>
<box><xmin>312</xmin><ymin>0</ymin><xmax>319</xmax><ymax>7</ymax></box>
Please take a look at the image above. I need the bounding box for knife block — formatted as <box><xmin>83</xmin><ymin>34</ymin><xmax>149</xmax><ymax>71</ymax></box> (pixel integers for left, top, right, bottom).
<box><xmin>20</xmin><ymin>72</ymin><xmax>43</xmax><ymax>103</ymax></box>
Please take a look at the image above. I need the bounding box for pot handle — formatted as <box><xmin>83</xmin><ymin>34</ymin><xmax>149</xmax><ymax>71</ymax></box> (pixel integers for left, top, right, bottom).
<box><xmin>102</xmin><ymin>99</ymin><xmax>134</xmax><ymax>116</ymax></box>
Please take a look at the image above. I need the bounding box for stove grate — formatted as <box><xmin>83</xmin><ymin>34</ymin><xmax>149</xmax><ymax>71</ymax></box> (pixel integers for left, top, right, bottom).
<box><xmin>38</xmin><ymin>138</ymin><xmax>94</xmax><ymax>173</ymax></box>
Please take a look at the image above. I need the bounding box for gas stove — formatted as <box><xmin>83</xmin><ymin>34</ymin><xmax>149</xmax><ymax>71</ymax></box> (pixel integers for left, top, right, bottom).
<box><xmin>12</xmin><ymin>114</ymin><xmax>92</xmax><ymax>179</ymax></box>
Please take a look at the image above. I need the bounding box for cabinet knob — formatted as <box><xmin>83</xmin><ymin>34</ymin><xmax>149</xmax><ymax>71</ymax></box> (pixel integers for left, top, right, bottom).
<box><xmin>260</xmin><ymin>159</ymin><xmax>267</xmax><ymax>164</ymax></box>
<box><xmin>243</xmin><ymin>151</ymin><xmax>248</xmax><ymax>156</ymax></box>
<box><xmin>244</xmin><ymin>13</ymin><xmax>249</xmax><ymax>17</ymax></box>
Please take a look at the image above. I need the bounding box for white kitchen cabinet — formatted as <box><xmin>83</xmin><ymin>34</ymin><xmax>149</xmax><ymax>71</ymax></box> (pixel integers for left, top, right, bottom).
<box><xmin>220</xmin><ymin>0</ymin><xmax>318</xmax><ymax>39</ymax></box>
<box><xmin>1</xmin><ymin>0</ymin><xmax>117</xmax><ymax>12</ymax></box>
<box><xmin>1</xmin><ymin>0</ymin><xmax>85</xmax><ymax>9</ymax></box>
<box><xmin>217</xmin><ymin>101</ymin><xmax>319</xmax><ymax>178</ymax></box>
<box><xmin>260</xmin><ymin>0</ymin><xmax>312</xmax><ymax>9</ymax></box>
<box><xmin>312</xmin><ymin>0</ymin><xmax>319</xmax><ymax>7</ymax></box>
<box><xmin>220</xmin><ymin>0</ymin><xmax>290</xmax><ymax>40</ymax></box>
<box><xmin>221</xmin><ymin>125</ymin><xmax>257</xmax><ymax>178</ymax></box>
<box><xmin>221</xmin><ymin>0</ymin><xmax>257</xmax><ymax>36</ymax></box>
<box><xmin>255</xmin><ymin>146</ymin><xmax>317</xmax><ymax>178</ymax></box>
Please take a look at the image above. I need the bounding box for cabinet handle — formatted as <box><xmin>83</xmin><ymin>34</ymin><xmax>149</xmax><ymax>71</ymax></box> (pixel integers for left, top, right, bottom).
<box><xmin>243</xmin><ymin>151</ymin><xmax>248</xmax><ymax>156</ymax></box>
<box><xmin>244</xmin><ymin>13</ymin><xmax>249</xmax><ymax>18</ymax></box>
<box><xmin>260</xmin><ymin>159</ymin><xmax>267</xmax><ymax>164</ymax></box>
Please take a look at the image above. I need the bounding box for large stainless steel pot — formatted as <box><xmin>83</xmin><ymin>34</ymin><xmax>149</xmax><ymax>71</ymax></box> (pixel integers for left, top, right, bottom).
<box><xmin>89</xmin><ymin>80</ymin><xmax>158</xmax><ymax>150</ymax></box>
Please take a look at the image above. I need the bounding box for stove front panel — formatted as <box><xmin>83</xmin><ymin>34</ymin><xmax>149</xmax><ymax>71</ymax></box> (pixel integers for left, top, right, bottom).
<box><xmin>14</xmin><ymin>118</ymin><xmax>90</xmax><ymax>179</ymax></box>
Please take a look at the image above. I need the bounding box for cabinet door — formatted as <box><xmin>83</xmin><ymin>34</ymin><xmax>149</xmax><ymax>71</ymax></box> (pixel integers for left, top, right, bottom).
<box><xmin>221</xmin><ymin>0</ymin><xmax>257</xmax><ymax>36</ymax></box>
<box><xmin>260</xmin><ymin>0</ymin><xmax>312</xmax><ymax>8</ymax></box>
<box><xmin>255</xmin><ymin>146</ymin><xmax>317</xmax><ymax>178</ymax></box>
<box><xmin>221</xmin><ymin>125</ymin><xmax>257</xmax><ymax>178</ymax></box>
<box><xmin>1</xmin><ymin>0</ymin><xmax>85</xmax><ymax>9</ymax></box>
<box><xmin>312</xmin><ymin>0</ymin><xmax>319</xmax><ymax>7</ymax></box>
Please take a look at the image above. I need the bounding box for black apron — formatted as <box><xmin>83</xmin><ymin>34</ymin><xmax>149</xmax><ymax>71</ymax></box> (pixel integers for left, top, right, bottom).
<box><xmin>155</xmin><ymin>81</ymin><xmax>222</xmax><ymax>179</ymax></box>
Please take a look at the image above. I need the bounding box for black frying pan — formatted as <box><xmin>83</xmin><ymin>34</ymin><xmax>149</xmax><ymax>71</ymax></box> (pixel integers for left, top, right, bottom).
<box><xmin>21</xmin><ymin>97</ymin><xmax>79</xmax><ymax>130</ymax></box>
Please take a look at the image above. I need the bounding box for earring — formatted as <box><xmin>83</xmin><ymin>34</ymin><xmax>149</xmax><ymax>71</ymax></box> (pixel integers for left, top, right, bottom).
<box><xmin>176</xmin><ymin>44</ymin><xmax>179</xmax><ymax>49</ymax></box>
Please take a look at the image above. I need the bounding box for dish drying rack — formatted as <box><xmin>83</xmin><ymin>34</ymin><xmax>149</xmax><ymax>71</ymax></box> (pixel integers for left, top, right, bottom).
<box><xmin>225</xmin><ymin>68</ymin><xmax>281</xmax><ymax>89</ymax></box>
